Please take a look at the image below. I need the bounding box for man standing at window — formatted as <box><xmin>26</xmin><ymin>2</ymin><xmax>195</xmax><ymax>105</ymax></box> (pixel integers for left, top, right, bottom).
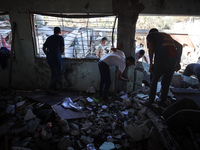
<box><xmin>96</xmin><ymin>37</ymin><xmax>108</xmax><ymax>58</ymax></box>
<box><xmin>43</xmin><ymin>27</ymin><xmax>64</xmax><ymax>94</ymax></box>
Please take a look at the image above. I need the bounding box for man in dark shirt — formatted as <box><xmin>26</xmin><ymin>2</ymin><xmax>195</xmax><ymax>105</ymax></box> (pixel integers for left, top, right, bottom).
<box><xmin>183</xmin><ymin>63</ymin><xmax>200</xmax><ymax>82</ymax></box>
<box><xmin>43</xmin><ymin>27</ymin><xmax>65</xmax><ymax>93</ymax></box>
<box><xmin>146</xmin><ymin>28</ymin><xmax>182</xmax><ymax>107</ymax></box>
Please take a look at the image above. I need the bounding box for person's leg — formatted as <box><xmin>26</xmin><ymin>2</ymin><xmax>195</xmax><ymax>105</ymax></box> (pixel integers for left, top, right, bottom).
<box><xmin>149</xmin><ymin>61</ymin><xmax>166</xmax><ymax>104</ymax></box>
<box><xmin>102</xmin><ymin>65</ymin><xmax>111</xmax><ymax>99</ymax></box>
<box><xmin>160</xmin><ymin>70</ymin><xmax>174</xmax><ymax>106</ymax></box>
<box><xmin>160</xmin><ymin>60</ymin><xmax>176</xmax><ymax>106</ymax></box>
<box><xmin>98</xmin><ymin>61</ymin><xmax>105</xmax><ymax>98</ymax></box>
<box><xmin>48</xmin><ymin>67</ymin><xmax>56</xmax><ymax>90</ymax></box>
<box><xmin>149</xmin><ymin>74</ymin><xmax>162</xmax><ymax>103</ymax></box>
<box><xmin>49</xmin><ymin>65</ymin><xmax>62</xmax><ymax>90</ymax></box>
<box><xmin>98</xmin><ymin>61</ymin><xmax>111</xmax><ymax>99</ymax></box>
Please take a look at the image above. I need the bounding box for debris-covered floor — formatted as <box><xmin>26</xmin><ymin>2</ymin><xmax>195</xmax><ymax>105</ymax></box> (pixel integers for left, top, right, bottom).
<box><xmin>1</xmin><ymin>85</ymin><xmax>200</xmax><ymax>150</ymax></box>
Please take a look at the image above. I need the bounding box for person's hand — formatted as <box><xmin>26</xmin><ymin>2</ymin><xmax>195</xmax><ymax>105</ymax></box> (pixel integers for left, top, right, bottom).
<box><xmin>149</xmin><ymin>65</ymin><xmax>153</xmax><ymax>74</ymax></box>
<box><xmin>111</xmin><ymin>48</ymin><xmax>117</xmax><ymax>52</ymax></box>
<box><xmin>175</xmin><ymin>63</ymin><xmax>181</xmax><ymax>72</ymax></box>
<box><xmin>126</xmin><ymin>78</ymin><xmax>131</xmax><ymax>82</ymax></box>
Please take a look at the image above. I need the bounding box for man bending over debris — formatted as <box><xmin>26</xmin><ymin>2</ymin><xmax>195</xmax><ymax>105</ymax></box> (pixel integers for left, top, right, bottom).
<box><xmin>183</xmin><ymin>63</ymin><xmax>200</xmax><ymax>82</ymax></box>
<box><xmin>43</xmin><ymin>27</ymin><xmax>65</xmax><ymax>94</ymax></box>
<box><xmin>98</xmin><ymin>47</ymin><xmax>135</xmax><ymax>100</ymax></box>
<box><xmin>145</xmin><ymin>28</ymin><xmax>182</xmax><ymax>107</ymax></box>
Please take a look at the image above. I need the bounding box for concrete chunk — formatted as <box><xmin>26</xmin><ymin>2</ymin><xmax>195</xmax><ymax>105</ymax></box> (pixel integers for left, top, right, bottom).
<box><xmin>57</xmin><ymin>136</ymin><xmax>72</xmax><ymax>150</ymax></box>
<box><xmin>99</xmin><ymin>142</ymin><xmax>115</xmax><ymax>150</ymax></box>
<box><xmin>80</xmin><ymin>135</ymin><xmax>94</xmax><ymax>145</ymax></box>
<box><xmin>26</xmin><ymin>118</ymin><xmax>40</xmax><ymax>133</ymax></box>
<box><xmin>124</xmin><ymin>120</ymin><xmax>151</xmax><ymax>141</ymax></box>
<box><xmin>24</xmin><ymin>109</ymin><xmax>36</xmax><ymax>121</ymax></box>
<box><xmin>59</xmin><ymin>120</ymin><xmax>70</xmax><ymax>134</ymax></box>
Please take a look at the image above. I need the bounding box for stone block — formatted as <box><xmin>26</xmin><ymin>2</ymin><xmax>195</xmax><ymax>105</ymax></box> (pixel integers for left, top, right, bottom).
<box><xmin>57</xmin><ymin>136</ymin><xmax>72</xmax><ymax>150</ymax></box>
<box><xmin>124</xmin><ymin>120</ymin><xmax>151</xmax><ymax>141</ymax></box>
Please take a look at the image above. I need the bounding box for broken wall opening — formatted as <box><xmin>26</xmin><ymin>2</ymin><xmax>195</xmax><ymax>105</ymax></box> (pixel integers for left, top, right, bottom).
<box><xmin>33</xmin><ymin>13</ymin><xmax>117</xmax><ymax>59</ymax></box>
<box><xmin>135</xmin><ymin>15</ymin><xmax>200</xmax><ymax>71</ymax></box>
<box><xmin>0</xmin><ymin>13</ymin><xmax>12</xmax><ymax>50</ymax></box>
<box><xmin>0</xmin><ymin>13</ymin><xmax>13</xmax><ymax>73</ymax></box>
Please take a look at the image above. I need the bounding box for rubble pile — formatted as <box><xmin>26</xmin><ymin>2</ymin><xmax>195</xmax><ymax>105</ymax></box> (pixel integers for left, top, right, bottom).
<box><xmin>0</xmin><ymin>89</ymin><xmax>166</xmax><ymax>150</ymax></box>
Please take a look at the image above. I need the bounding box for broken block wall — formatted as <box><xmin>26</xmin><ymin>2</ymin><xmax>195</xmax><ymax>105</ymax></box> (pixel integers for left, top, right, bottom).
<box><xmin>35</xmin><ymin>59</ymin><xmax>117</xmax><ymax>92</ymax></box>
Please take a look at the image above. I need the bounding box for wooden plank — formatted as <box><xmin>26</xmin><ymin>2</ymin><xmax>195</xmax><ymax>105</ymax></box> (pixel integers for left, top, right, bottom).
<box><xmin>52</xmin><ymin>105</ymin><xmax>86</xmax><ymax>120</ymax></box>
<box><xmin>23</xmin><ymin>91</ymin><xmax>80</xmax><ymax>106</ymax></box>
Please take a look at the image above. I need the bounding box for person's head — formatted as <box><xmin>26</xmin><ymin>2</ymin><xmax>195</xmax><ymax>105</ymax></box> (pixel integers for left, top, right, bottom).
<box><xmin>140</xmin><ymin>43</ymin><xmax>144</xmax><ymax>47</ymax></box>
<box><xmin>149</xmin><ymin>28</ymin><xmax>159</xmax><ymax>34</ymax></box>
<box><xmin>101</xmin><ymin>37</ymin><xmax>107</xmax><ymax>45</ymax></box>
<box><xmin>137</xmin><ymin>49</ymin><xmax>145</xmax><ymax>59</ymax></box>
<box><xmin>126</xmin><ymin>56</ymin><xmax>135</xmax><ymax>66</ymax></box>
<box><xmin>54</xmin><ymin>27</ymin><xmax>61</xmax><ymax>34</ymax></box>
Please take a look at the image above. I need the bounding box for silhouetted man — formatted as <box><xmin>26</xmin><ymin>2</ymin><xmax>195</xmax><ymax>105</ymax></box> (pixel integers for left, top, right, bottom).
<box><xmin>146</xmin><ymin>28</ymin><xmax>182</xmax><ymax>107</ymax></box>
<box><xmin>43</xmin><ymin>27</ymin><xmax>64</xmax><ymax>93</ymax></box>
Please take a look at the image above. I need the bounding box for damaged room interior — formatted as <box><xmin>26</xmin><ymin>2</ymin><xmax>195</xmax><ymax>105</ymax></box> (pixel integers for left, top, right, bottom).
<box><xmin>1</xmin><ymin>0</ymin><xmax>200</xmax><ymax>150</ymax></box>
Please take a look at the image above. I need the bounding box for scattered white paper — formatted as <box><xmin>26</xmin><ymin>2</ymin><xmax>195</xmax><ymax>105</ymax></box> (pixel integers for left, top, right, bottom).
<box><xmin>122</xmin><ymin>111</ymin><xmax>129</xmax><ymax>115</ymax></box>
<box><xmin>102</xmin><ymin>105</ymin><xmax>108</xmax><ymax>109</ymax></box>
<box><xmin>120</xmin><ymin>94</ymin><xmax>128</xmax><ymax>99</ymax></box>
<box><xmin>86</xmin><ymin>97</ymin><xmax>94</xmax><ymax>103</ymax></box>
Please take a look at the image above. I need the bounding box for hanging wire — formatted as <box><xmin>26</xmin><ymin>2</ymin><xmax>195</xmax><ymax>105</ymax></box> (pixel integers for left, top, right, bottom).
<box><xmin>112</xmin><ymin>15</ymin><xmax>118</xmax><ymax>47</ymax></box>
<box><xmin>61</xmin><ymin>13</ymin><xmax>64</xmax><ymax>36</ymax></box>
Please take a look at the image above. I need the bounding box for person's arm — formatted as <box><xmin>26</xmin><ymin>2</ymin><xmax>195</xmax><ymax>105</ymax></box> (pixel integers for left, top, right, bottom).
<box><xmin>61</xmin><ymin>46</ymin><xmax>64</xmax><ymax>54</ymax></box>
<box><xmin>148</xmin><ymin>43</ymin><xmax>154</xmax><ymax>73</ymax></box>
<box><xmin>98</xmin><ymin>51</ymin><xmax>101</xmax><ymax>58</ymax></box>
<box><xmin>174</xmin><ymin>40</ymin><xmax>182</xmax><ymax>63</ymax></box>
<box><xmin>116</xmin><ymin>71</ymin><xmax>130</xmax><ymax>82</ymax></box>
<box><xmin>96</xmin><ymin>45</ymin><xmax>102</xmax><ymax>58</ymax></box>
<box><xmin>43</xmin><ymin>46</ymin><xmax>47</xmax><ymax>55</ymax></box>
<box><xmin>174</xmin><ymin>40</ymin><xmax>183</xmax><ymax>71</ymax></box>
<box><xmin>111</xmin><ymin>47</ymin><xmax>117</xmax><ymax>52</ymax></box>
<box><xmin>143</xmin><ymin>55</ymin><xmax>148</xmax><ymax>63</ymax></box>
<box><xmin>61</xmin><ymin>37</ymin><xmax>65</xmax><ymax>54</ymax></box>
<box><xmin>90</xmin><ymin>48</ymin><xmax>93</xmax><ymax>56</ymax></box>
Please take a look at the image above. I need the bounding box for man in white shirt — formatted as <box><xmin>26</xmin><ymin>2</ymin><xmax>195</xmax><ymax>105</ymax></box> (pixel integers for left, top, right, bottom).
<box><xmin>96</xmin><ymin>37</ymin><xmax>108</xmax><ymax>58</ymax></box>
<box><xmin>98</xmin><ymin>48</ymin><xmax>135</xmax><ymax>100</ymax></box>
<box><xmin>135</xmin><ymin>49</ymin><xmax>148</xmax><ymax>63</ymax></box>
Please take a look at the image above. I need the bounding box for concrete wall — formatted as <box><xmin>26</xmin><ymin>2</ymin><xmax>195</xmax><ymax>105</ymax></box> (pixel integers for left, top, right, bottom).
<box><xmin>0</xmin><ymin>0</ymin><xmax>200</xmax><ymax>91</ymax></box>
<box><xmin>140</xmin><ymin>0</ymin><xmax>200</xmax><ymax>15</ymax></box>
<box><xmin>35</xmin><ymin>58</ymin><xmax>117</xmax><ymax>92</ymax></box>
<box><xmin>1</xmin><ymin>0</ymin><xmax>200</xmax><ymax>15</ymax></box>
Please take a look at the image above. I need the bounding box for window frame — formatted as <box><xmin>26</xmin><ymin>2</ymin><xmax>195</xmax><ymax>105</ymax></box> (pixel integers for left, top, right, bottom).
<box><xmin>31</xmin><ymin>12</ymin><xmax>117</xmax><ymax>60</ymax></box>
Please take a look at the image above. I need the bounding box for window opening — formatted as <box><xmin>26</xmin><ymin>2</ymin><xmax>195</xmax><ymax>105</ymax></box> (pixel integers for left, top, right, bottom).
<box><xmin>0</xmin><ymin>14</ymin><xmax>11</xmax><ymax>51</ymax></box>
<box><xmin>136</xmin><ymin>15</ymin><xmax>200</xmax><ymax>67</ymax></box>
<box><xmin>33</xmin><ymin>14</ymin><xmax>117</xmax><ymax>58</ymax></box>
